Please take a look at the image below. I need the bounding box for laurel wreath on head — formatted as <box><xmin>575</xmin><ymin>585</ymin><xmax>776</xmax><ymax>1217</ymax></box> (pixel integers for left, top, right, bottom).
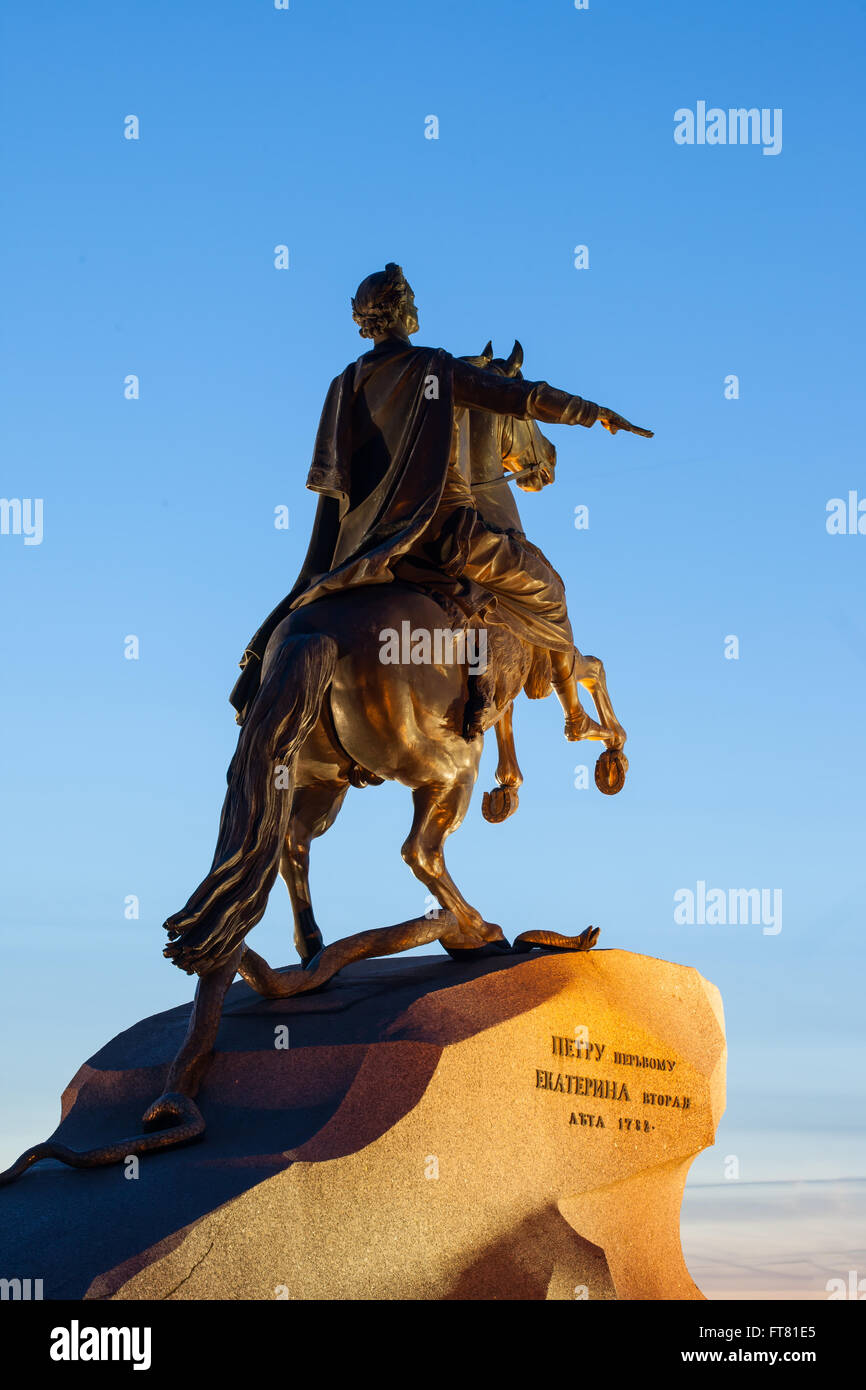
<box><xmin>352</xmin><ymin>262</ymin><xmax>410</xmax><ymax>339</ymax></box>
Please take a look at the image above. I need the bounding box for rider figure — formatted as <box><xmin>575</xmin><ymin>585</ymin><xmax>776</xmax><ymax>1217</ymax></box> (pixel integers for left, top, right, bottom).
<box><xmin>230</xmin><ymin>264</ymin><xmax>652</xmax><ymax>739</ymax></box>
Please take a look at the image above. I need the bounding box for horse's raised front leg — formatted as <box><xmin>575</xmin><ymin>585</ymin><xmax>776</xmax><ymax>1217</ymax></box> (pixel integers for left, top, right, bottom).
<box><xmin>551</xmin><ymin>646</ymin><xmax>628</xmax><ymax>794</ymax></box>
<box><xmin>402</xmin><ymin>776</ymin><xmax>507</xmax><ymax>951</ymax></box>
<box><xmin>551</xmin><ymin>648</ymin><xmax>627</xmax><ymax>749</ymax></box>
<box><xmin>551</xmin><ymin>648</ymin><xmax>610</xmax><ymax>743</ymax></box>
<box><xmin>280</xmin><ymin>776</ymin><xmax>349</xmax><ymax>963</ymax></box>
<box><xmin>571</xmin><ymin>648</ymin><xmax>629</xmax><ymax>795</ymax></box>
<box><xmin>482</xmin><ymin>701</ymin><xmax>522</xmax><ymax>824</ymax></box>
<box><xmin>572</xmin><ymin>649</ymin><xmax>627</xmax><ymax>753</ymax></box>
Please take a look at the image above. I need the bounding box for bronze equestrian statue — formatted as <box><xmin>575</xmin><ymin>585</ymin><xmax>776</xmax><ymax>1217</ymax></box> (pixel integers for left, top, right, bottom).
<box><xmin>0</xmin><ymin>264</ymin><xmax>652</xmax><ymax>1184</ymax></box>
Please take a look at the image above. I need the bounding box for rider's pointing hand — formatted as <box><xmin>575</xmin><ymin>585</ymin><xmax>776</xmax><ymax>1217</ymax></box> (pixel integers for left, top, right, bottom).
<box><xmin>597</xmin><ymin>407</ymin><xmax>653</xmax><ymax>438</ymax></box>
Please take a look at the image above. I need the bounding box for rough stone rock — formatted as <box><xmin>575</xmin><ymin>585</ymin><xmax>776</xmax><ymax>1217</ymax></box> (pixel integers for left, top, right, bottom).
<box><xmin>0</xmin><ymin>949</ymin><xmax>725</xmax><ymax>1300</ymax></box>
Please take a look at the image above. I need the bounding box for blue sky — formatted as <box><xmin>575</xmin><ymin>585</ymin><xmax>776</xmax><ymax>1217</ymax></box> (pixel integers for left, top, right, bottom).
<box><xmin>1</xmin><ymin>0</ymin><xmax>864</xmax><ymax>1193</ymax></box>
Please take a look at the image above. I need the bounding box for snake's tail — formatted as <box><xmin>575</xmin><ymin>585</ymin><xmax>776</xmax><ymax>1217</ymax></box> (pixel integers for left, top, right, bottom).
<box><xmin>0</xmin><ymin>1092</ymin><xmax>205</xmax><ymax>1188</ymax></box>
<box><xmin>512</xmin><ymin>925</ymin><xmax>600</xmax><ymax>953</ymax></box>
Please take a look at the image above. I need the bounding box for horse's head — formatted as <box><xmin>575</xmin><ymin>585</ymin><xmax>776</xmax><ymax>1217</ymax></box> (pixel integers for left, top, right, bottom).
<box><xmin>460</xmin><ymin>340</ymin><xmax>494</xmax><ymax>369</ymax></box>
<box><xmin>482</xmin><ymin>340</ymin><xmax>557</xmax><ymax>491</ymax></box>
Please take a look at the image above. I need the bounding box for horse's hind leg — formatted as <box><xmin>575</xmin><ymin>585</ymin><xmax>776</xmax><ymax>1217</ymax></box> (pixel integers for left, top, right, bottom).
<box><xmin>402</xmin><ymin>776</ymin><xmax>506</xmax><ymax>949</ymax></box>
<box><xmin>281</xmin><ymin>776</ymin><xmax>349</xmax><ymax>962</ymax></box>
<box><xmin>482</xmin><ymin>702</ymin><xmax>522</xmax><ymax>824</ymax></box>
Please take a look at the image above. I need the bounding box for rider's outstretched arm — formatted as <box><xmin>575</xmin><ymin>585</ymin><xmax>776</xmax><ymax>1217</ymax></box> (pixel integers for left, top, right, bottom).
<box><xmin>450</xmin><ymin>356</ymin><xmax>653</xmax><ymax>437</ymax></box>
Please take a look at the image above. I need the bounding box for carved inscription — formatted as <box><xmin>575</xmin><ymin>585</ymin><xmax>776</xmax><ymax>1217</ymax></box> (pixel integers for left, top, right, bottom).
<box><xmin>535</xmin><ymin>1035</ymin><xmax>693</xmax><ymax>1135</ymax></box>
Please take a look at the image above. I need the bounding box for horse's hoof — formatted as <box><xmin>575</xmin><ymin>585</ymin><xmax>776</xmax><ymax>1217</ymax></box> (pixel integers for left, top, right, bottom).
<box><xmin>444</xmin><ymin>939</ymin><xmax>514</xmax><ymax>961</ymax></box>
<box><xmin>595</xmin><ymin>748</ymin><xmax>627</xmax><ymax>795</ymax></box>
<box><xmin>482</xmin><ymin>787</ymin><xmax>519</xmax><ymax>823</ymax></box>
<box><xmin>442</xmin><ymin>919</ymin><xmax>508</xmax><ymax>958</ymax></box>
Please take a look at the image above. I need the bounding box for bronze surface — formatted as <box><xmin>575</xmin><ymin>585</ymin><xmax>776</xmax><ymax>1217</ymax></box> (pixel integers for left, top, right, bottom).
<box><xmin>0</xmin><ymin>267</ymin><xmax>651</xmax><ymax>1184</ymax></box>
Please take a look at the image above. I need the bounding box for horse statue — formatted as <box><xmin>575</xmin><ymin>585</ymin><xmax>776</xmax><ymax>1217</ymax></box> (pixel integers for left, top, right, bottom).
<box><xmin>0</xmin><ymin>345</ymin><xmax>632</xmax><ymax>1184</ymax></box>
<box><xmin>162</xmin><ymin>341</ymin><xmax>626</xmax><ymax>982</ymax></box>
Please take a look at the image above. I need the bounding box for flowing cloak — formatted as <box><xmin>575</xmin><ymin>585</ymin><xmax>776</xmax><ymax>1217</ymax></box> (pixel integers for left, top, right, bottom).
<box><xmin>229</xmin><ymin>339</ymin><xmax>598</xmax><ymax>721</ymax></box>
<box><xmin>230</xmin><ymin>341</ymin><xmax>460</xmax><ymax>719</ymax></box>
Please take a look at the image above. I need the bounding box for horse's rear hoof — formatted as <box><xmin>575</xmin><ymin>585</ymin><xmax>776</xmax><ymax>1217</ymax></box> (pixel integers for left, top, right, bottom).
<box><xmin>482</xmin><ymin>786</ymin><xmax>519</xmax><ymax>823</ymax></box>
<box><xmin>595</xmin><ymin>748</ymin><xmax>627</xmax><ymax>795</ymax></box>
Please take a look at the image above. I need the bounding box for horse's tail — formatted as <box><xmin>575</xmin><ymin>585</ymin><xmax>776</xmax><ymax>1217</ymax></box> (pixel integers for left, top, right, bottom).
<box><xmin>164</xmin><ymin>633</ymin><xmax>338</xmax><ymax>975</ymax></box>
